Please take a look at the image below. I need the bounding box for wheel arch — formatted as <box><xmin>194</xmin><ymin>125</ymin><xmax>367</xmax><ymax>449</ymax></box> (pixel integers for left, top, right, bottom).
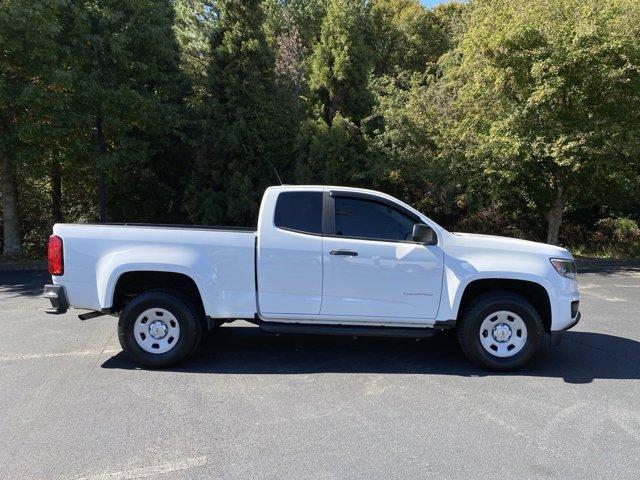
<box><xmin>110</xmin><ymin>270</ymin><xmax>205</xmax><ymax>317</ymax></box>
<box><xmin>456</xmin><ymin>278</ymin><xmax>552</xmax><ymax>333</ymax></box>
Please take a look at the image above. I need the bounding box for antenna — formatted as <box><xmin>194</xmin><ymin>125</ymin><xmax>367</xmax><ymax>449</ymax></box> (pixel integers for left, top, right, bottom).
<box><xmin>274</xmin><ymin>167</ymin><xmax>283</xmax><ymax>185</ymax></box>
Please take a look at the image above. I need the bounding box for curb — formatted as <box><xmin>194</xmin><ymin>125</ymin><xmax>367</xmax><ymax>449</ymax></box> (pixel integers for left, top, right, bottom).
<box><xmin>575</xmin><ymin>258</ymin><xmax>640</xmax><ymax>273</ymax></box>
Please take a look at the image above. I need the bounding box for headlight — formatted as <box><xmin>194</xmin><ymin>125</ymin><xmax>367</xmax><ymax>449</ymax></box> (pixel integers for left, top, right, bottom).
<box><xmin>550</xmin><ymin>258</ymin><xmax>577</xmax><ymax>279</ymax></box>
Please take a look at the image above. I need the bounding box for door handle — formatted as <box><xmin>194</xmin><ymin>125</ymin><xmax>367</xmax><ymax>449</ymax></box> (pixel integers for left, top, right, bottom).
<box><xmin>330</xmin><ymin>249</ymin><xmax>358</xmax><ymax>257</ymax></box>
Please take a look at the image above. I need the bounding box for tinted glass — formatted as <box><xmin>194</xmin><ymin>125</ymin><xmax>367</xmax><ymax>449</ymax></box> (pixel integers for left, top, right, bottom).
<box><xmin>335</xmin><ymin>197</ymin><xmax>416</xmax><ymax>241</ymax></box>
<box><xmin>274</xmin><ymin>191</ymin><xmax>323</xmax><ymax>234</ymax></box>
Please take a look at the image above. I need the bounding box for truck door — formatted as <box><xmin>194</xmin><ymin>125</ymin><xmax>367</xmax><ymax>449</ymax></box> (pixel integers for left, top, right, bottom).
<box><xmin>321</xmin><ymin>192</ymin><xmax>444</xmax><ymax>322</ymax></box>
<box><xmin>257</xmin><ymin>190</ymin><xmax>323</xmax><ymax>315</ymax></box>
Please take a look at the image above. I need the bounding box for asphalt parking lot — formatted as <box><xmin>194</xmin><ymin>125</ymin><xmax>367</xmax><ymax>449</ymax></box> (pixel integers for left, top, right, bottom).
<box><xmin>1</xmin><ymin>268</ymin><xmax>639</xmax><ymax>480</ymax></box>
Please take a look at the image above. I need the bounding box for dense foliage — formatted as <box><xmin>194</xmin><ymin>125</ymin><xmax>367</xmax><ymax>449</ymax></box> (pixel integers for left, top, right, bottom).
<box><xmin>1</xmin><ymin>0</ymin><xmax>639</xmax><ymax>258</ymax></box>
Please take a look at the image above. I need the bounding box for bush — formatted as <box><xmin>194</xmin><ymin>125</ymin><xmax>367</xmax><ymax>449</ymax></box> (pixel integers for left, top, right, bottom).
<box><xmin>592</xmin><ymin>217</ymin><xmax>640</xmax><ymax>257</ymax></box>
<box><xmin>454</xmin><ymin>207</ymin><xmax>534</xmax><ymax>240</ymax></box>
<box><xmin>558</xmin><ymin>221</ymin><xmax>589</xmax><ymax>248</ymax></box>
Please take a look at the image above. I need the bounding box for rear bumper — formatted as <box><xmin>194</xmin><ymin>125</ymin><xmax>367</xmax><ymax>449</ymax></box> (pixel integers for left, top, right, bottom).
<box><xmin>43</xmin><ymin>284</ymin><xmax>68</xmax><ymax>314</ymax></box>
<box><xmin>550</xmin><ymin>310</ymin><xmax>580</xmax><ymax>347</ymax></box>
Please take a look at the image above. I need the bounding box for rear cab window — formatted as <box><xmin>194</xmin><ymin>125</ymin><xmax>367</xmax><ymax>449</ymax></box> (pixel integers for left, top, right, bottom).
<box><xmin>274</xmin><ymin>191</ymin><xmax>323</xmax><ymax>234</ymax></box>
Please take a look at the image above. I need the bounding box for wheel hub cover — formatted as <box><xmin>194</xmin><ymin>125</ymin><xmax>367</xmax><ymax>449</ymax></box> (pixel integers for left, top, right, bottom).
<box><xmin>492</xmin><ymin>323</ymin><xmax>512</xmax><ymax>342</ymax></box>
<box><xmin>149</xmin><ymin>320</ymin><xmax>168</xmax><ymax>339</ymax></box>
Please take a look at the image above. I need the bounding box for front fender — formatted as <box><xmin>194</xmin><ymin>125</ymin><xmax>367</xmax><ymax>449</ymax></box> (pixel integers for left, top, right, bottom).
<box><xmin>437</xmin><ymin>252</ymin><xmax>556</xmax><ymax>322</ymax></box>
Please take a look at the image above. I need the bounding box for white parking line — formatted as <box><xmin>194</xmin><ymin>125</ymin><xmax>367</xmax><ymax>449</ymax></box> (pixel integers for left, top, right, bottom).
<box><xmin>0</xmin><ymin>349</ymin><xmax>121</xmax><ymax>362</ymax></box>
<box><xmin>74</xmin><ymin>456</ymin><xmax>208</xmax><ymax>480</ymax></box>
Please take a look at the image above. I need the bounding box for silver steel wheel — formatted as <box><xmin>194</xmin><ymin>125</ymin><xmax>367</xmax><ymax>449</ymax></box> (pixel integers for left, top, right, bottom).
<box><xmin>133</xmin><ymin>308</ymin><xmax>180</xmax><ymax>354</ymax></box>
<box><xmin>478</xmin><ymin>310</ymin><xmax>527</xmax><ymax>358</ymax></box>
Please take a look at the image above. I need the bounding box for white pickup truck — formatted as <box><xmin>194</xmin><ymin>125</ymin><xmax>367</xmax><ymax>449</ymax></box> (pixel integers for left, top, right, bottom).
<box><xmin>44</xmin><ymin>185</ymin><xmax>580</xmax><ymax>370</ymax></box>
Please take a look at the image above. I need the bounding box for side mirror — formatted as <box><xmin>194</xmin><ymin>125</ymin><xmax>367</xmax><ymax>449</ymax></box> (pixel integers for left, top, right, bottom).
<box><xmin>412</xmin><ymin>223</ymin><xmax>436</xmax><ymax>244</ymax></box>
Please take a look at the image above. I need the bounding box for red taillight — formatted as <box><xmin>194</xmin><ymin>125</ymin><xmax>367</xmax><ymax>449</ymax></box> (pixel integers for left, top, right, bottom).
<box><xmin>48</xmin><ymin>235</ymin><xmax>64</xmax><ymax>276</ymax></box>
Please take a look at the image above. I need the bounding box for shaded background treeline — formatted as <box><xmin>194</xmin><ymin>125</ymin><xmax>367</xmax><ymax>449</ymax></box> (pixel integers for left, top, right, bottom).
<box><xmin>1</xmin><ymin>0</ymin><xmax>639</xmax><ymax>259</ymax></box>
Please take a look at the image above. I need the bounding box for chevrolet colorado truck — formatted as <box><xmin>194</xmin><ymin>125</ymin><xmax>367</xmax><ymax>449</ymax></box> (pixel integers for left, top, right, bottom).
<box><xmin>44</xmin><ymin>185</ymin><xmax>580</xmax><ymax>370</ymax></box>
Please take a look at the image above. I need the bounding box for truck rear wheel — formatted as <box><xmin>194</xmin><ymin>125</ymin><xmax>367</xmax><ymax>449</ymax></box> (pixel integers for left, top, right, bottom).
<box><xmin>457</xmin><ymin>292</ymin><xmax>543</xmax><ymax>370</ymax></box>
<box><xmin>118</xmin><ymin>291</ymin><xmax>201</xmax><ymax>368</ymax></box>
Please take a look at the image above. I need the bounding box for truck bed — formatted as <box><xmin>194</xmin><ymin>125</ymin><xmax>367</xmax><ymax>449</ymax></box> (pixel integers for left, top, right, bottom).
<box><xmin>51</xmin><ymin>223</ymin><xmax>257</xmax><ymax>318</ymax></box>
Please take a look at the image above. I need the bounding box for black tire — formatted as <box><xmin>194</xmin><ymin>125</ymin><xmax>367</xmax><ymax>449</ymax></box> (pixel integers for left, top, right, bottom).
<box><xmin>457</xmin><ymin>292</ymin><xmax>543</xmax><ymax>370</ymax></box>
<box><xmin>117</xmin><ymin>291</ymin><xmax>201</xmax><ymax>368</ymax></box>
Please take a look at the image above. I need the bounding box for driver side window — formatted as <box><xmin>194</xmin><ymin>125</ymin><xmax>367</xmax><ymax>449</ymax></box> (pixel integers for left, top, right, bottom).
<box><xmin>334</xmin><ymin>197</ymin><xmax>416</xmax><ymax>242</ymax></box>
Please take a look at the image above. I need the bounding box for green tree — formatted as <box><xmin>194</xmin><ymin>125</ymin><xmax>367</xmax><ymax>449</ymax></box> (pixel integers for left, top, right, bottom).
<box><xmin>309</xmin><ymin>0</ymin><xmax>372</xmax><ymax>125</ymax></box>
<box><xmin>366</xmin><ymin>69</ymin><xmax>457</xmax><ymax>218</ymax></box>
<box><xmin>263</xmin><ymin>0</ymin><xmax>328</xmax><ymax>55</ymax></box>
<box><xmin>0</xmin><ymin>0</ymin><xmax>65</xmax><ymax>256</ymax></box>
<box><xmin>362</xmin><ymin>1</ymin><xmax>469</xmax><ymax>220</ymax></box>
<box><xmin>58</xmin><ymin>0</ymin><xmax>192</xmax><ymax>223</ymax></box>
<box><xmin>292</xmin><ymin>0</ymin><xmax>372</xmax><ymax>189</ymax></box>
<box><xmin>187</xmin><ymin>0</ymin><xmax>286</xmax><ymax>225</ymax></box>
<box><xmin>294</xmin><ymin>113</ymin><xmax>367</xmax><ymax>185</ymax></box>
<box><xmin>263</xmin><ymin>0</ymin><xmax>331</xmax><ymax>134</ymax></box>
<box><xmin>444</xmin><ymin>0</ymin><xmax>640</xmax><ymax>244</ymax></box>
<box><xmin>173</xmin><ymin>0</ymin><xmax>217</xmax><ymax>107</ymax></box>
<box><xmin>430</xmin><ymin>1</ymin><xmax>468</xmax><ymax>54</ymax></box>
<box><xmin>368</xmin><ymin>0</ymin><xmax>450</xmax><ymax>76</ymax></box>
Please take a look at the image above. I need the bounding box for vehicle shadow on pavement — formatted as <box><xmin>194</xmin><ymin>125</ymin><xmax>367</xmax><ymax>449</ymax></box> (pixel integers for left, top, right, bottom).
<box><xmin>101</xmin><ymin>326</ymin><xmax>640</xmax><ymax>384</ymax></box>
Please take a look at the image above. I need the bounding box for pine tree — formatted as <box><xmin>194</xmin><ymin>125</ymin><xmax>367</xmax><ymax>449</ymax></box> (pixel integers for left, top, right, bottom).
<box><xmin>173</xmin><ymin>0</ymin><xmax>216</xmax><ymax>107</ymax></box>
<box><xmin>187</xmin><ymin>0</ymin><xmax>285</xmax><ymax>226</ymax></box>
<box><xmin>59</xmin><ymin>0</ymin><xmax>192</xmax><ymax>223</ymax></box>
<box><xmin>294</xmin><ymin>0</ymin><xmax>371</xmax><ymax>187</ymax></box>
<box><xmin>0</xmin><ymin>0</ymin><xmax>64</xmax><ymax>256</ymax></box>
<box><xmin>309</xmin><ymin>0</ymin><xmax>372</xmax><ymax>125</ymax></box>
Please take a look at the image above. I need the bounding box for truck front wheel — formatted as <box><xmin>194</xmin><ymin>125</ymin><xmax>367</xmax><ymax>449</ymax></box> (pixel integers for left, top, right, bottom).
<box><xmin>457</xmin><ymin>292</ymin><xmax>543</xmax><ymax>370</ymax></box>
<box><xmin>117</xmin><ymin>291</ymin><xmax>201</xmax><ymax>368</ymax></box>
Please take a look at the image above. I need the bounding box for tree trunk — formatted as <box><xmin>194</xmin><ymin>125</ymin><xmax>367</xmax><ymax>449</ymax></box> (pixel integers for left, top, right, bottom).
<box><xmin>546</xmin><ymin>184</ymin><xmax>565</xmax><ymax>245</ymax></box>
<box><xmin>96</xmin><ymin>115</ymin><xmax>106</xmax><ymax>222</ymax></box>
<box><xmin>50</xmin><ymin>160</ymin><xmax>63</xmax><ymax>223</ymax></box>
<box><xmin>1</xmin><ymin>152</ymin><xmax>22</xmax><ymax>257</ymax></box>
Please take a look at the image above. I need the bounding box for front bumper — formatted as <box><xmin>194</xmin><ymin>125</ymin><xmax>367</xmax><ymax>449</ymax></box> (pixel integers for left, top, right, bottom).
<box><xmin>43</xmin><ymin>284</ymin><xmax>68</xmax><ymax>314</ymax></box>
<box><xmin>550</xmin><ymin>310</ymin><xmax>580</xmax><ymax>347</ymax></box>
